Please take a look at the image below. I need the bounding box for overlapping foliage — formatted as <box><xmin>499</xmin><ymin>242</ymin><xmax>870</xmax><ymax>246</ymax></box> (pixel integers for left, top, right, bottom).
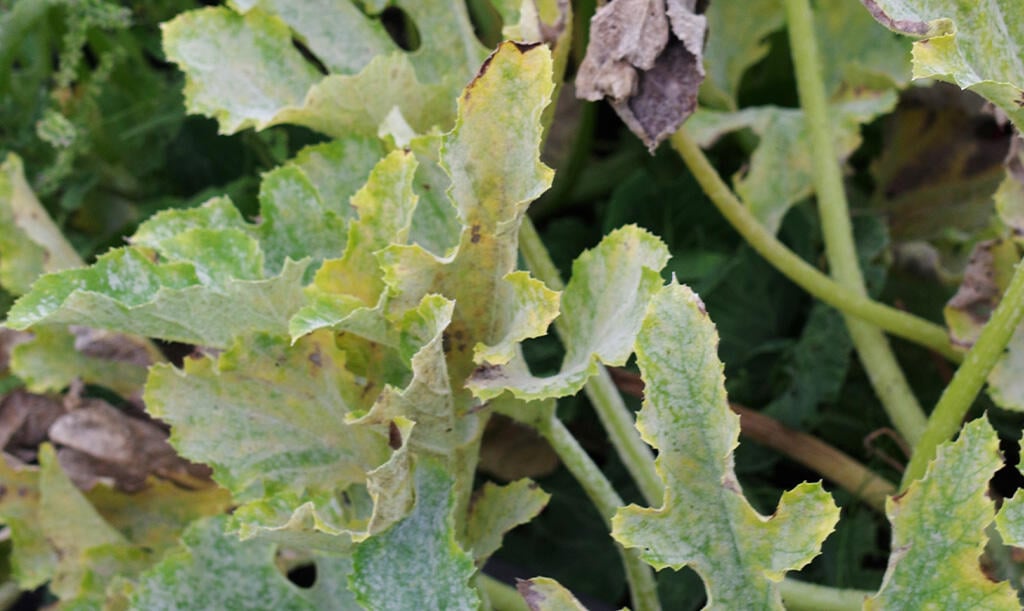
<box><xmin>1</xmin><ymin>0</ymin><xmax>1024</xmax><ymax>609</ymax></box>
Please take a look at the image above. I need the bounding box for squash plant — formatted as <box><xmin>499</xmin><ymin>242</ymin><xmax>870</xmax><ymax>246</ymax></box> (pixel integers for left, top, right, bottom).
<box><xmin>1</xmin><ymin>0</ymin><xmax>1024</xmax><ymax>609</ymax></box>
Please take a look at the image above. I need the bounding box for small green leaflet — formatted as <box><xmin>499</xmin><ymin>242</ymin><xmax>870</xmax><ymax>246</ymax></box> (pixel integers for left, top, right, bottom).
<box><xmin>860</xmin><ymin>0</ymin><xmax>1024</xmax><ymax>129</ymax></box>
<box><xmin>465</xmin><ymin>479</ymin><xmax>550</xmax><ymax>566</ymax></box>
<box><xmin>350</xmin><ymin>459</ymin><xmax>479</xmax><ymax>611</ymax></box>
<box><xmin>699</xmin><ymin>0</ymin><xmax>785</xmax><ymax>110</ymax></box>
<box><xmin>865</xmin><ymin>417</ymin><xmax>1018</xmax><ymax>609</ymax></box>
<box><xmin>468</xmin><ymin>225</ymin><xmax>669</xmax><ymax>401</ymax></box>
<box><xmin>611</xmin><ymin>282</ymin><xmax>840</xmax><ymax>609</ymax></box>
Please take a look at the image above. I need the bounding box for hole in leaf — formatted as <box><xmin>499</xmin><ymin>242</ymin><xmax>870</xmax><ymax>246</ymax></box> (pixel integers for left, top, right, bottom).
<box><xmin>286</xmin><ymin>562</ymin><xmax>317</xmax><ymax>589</ymax></box>
<box><xmin>291</xmin><ymin>39</ymin><xmax>328</xmax><ymax>76</ymax></box>
<box><xmin>380</xmin><ymin>7</ymin><xmax>420</xmax><ymax>52</ymax></box>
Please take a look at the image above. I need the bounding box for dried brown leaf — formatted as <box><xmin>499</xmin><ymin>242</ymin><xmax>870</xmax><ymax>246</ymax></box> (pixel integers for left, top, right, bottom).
<box><xmin>576</xmin><ymin>0</ymin><xmax>706</xmax><ymax>151</ymax></box>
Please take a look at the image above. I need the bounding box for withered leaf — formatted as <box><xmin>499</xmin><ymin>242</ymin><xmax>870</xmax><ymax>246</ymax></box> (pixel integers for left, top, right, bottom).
<box><xmin>576</xmin><ymin>0</ymin><xmax>707</xmax><ymax>151</ymax></box>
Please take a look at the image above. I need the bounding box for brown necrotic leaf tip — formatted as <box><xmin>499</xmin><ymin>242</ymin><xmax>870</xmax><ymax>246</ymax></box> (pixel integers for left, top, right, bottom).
<box><xmin>576</xmin><ymin>0</ymin><xmax>708</xmax><ymax>152</ymax></box>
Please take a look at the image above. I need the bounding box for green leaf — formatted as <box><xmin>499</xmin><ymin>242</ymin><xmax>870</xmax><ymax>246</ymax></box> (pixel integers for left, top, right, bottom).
<box><xmin>995</xmin><ymin>488</ymin><xmax>1024</xmax><ymax>548</ymax></box>
<box><xmin>517</xmin><ymin>577</ymin><xmax>588</xmax><ymax>611</ymax></box>
<box><xmin>468</xmin><ymin>225</ymin><xmax>669</xmax><ymax>401</ymax></box>
<box><xmin>861</xmin><ymin>0</ymin><xmax>1024</xmax><ymax>129</ymax></box>
<box><xmin>10</xmin><ymin>326</ymin><xmax>150</xmax><ymax>398</ymax></box>
<box><xmin>144</xmin><ymin>330</ymin><xmax>409</xmax><ymax>545</ymax></box>
<box><xmin>700</xmin><ymin>0</ymin><xmax>785</xmax><ymax>110</ymax></box>
<box><xmin>865</xmin><ymin>417</ymin><xmax>1018</xmax><ymax>609</ymax></box>
<box><xmin>465</xmin><ymin>479</ymin><xmax>550</xmax><ymax>566</ymax></box>
<box><xmin>0</xmin><ymin>153</ymin><xmax>82</xmax><ymax>296</ymax></box>
<box><xmin>257</xmin><ymin>137</ymin><xmax>387</xmax><ymax>274</ymax></box>
<box><xmin>350</xmin><ymin>459</ymin><xmax>479</xmax><ymax>611</ymax></box>
<box><xmin>128</xmin><ymin>515</ymin><xmax>316</xmax><ymax>611</ymax></box>
<box><xmin>6</xmin><ymin>250</ymin><xmax>308</xmax><ymax>348</ymax></box>
<box><xmin>0</xmin><ymin>455</ymin><xmax>54</xmax><ymax>589</ymax></box>
<box><xmin>611</xmin><ymin>282</ymin><xmax>840</xmax><ymax>609</ymax></box>
<box><xmin>162</xmin><ymin>2</ymin><xmax>487</xmax><ymax>138</ymax></box>
<box><xmin>376</xmin><ymin>41</ymin><xmax>556</xmax><ymax>385</ymax></box>
<box><xmin>688</xmin><ymin>90</ymin><xmax>898</xmax><ymax>234</ymax></box>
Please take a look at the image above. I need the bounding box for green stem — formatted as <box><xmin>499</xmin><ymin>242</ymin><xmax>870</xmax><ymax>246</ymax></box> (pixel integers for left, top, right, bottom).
<box><xmin>779</xmin><ymin>579</ymin><xmax>870</xmax><ymax>611</ymax></box>
<box><xmin>479</xmin><ymin>574</ymin><xmax>529</xmax><ymax>611</ymax></box>
<box><xmin>783</xmin><ymin>0</ymin><xmax>929</xmax><ymax>445</ymax></box>
<box><xmin>519</xmin><ymin>218</ymin><xmax>663</xmax><ymax>505</ymax></box>
<box><xmin>539</xmin><ymin>415</ymin><xmax>661</xmax><ymax>611</ymax></box>
<box><xmin>902</xmin><ymin>256</ymin><xmax>1024</xmax><ymax>488</ymax></box>
<box><xmin>668</xmin><ymin>131</ymin><xmax>959</xmax><ymax>364</ymax></box>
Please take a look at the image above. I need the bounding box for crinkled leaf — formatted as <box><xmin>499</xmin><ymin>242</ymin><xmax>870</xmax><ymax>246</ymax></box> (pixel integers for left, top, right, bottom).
<box><xmin>865</xmin><ymin>417</ymin><xmax>1018</xmax><ymax>608</ymax></box>
<box><xmin>576</xmin><ymin>0</ymin><xmax>707</xmax><ymax>151</ymax></box>
<box><xmin>860</xmin><ymin>0</ymin><xmax>1024</xmax><ymax>129</ymax></box>
<box><xmin>144</xmin><ymin>330</ymin><xmax>411</xmax><ymax>546</ymax></box>
<box><xmin>6</xmin><ymin>252</ymin><xmax>308</xmax><ymax>348</ymax></box>
<box><xmin>472</xmin><ymin>271</ymin><xmax>560</xmax><ymax>366</ymax></box>
<box><xmin>128</xmin><ymin>515</ymin><xmax>318</xmax><ymax>610</ymax></box>
<box><xmin>466</xmin><ymin>479</ymin><xmax>549</xmax><ymax>566</ymax></box>
<box><xmin>0</xmin><ymin>154</ymin><xmax>82</xmax><ymax>296</ymax></box>
<box><xmin>257</xmin><ymin>137</ymin><xmax>386</xmax><ymax>274</ymax></box>
<box><xmin>517</xmin><ymin>577</ymin><xmax>588</xmax><ymax>611</ymax></box>
<box><xmin>688</xmin><ymin>90</ymin><xmax>898</xmax><ymax>234</ymax></box>
<box><xmin>162</xmin><ymin>2</ymin><xmax>487</xmax><ymax>138</ymax></box>
<box><xmin>377</xmin><ymin>42</ymin><xmax>555</xmax><ymax>385</ymax></box>
<box><xmin>995</xmin><ymin>488</ymin><xmax>1024</xmax><ymax>548</ymax></box>
<box><xmin>289</xmin><ymin>149</ymin><xmax>420</xmax><ymax>340</ymax></box>
<box><xmin>611</xmin><ymin>282</ymin><xmax>840</xmax><ymax>609</ymax></box>
<box><xmin>350</xmin><ymin>459</ymin><xmax>479</xmax><ymax>611</ymax></box>
<box><xmin>468</xmin><ymin>225</ymin><xmax>669</xmax><ymax>401</ymax></box>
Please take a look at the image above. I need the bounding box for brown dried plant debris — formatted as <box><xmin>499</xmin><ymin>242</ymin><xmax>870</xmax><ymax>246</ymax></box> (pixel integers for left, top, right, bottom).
<box><xmin>576</xmin><ymin>0</ymin><xmax>707</xmax><ymax>151</ymax></box>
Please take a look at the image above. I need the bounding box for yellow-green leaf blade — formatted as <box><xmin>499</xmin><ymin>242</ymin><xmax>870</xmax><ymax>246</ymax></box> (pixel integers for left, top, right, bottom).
<box><xmin>612</xmin><ymin>282</ymin><xmax>839</xmax><ymax>609</ymax></box>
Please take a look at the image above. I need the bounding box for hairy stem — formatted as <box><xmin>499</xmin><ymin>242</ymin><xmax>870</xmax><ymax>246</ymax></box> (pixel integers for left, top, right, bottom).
<box><xmin>519</xmin><ymin>218</ymin><xmax>663</xmax><ymax>505</ymax></box>
<box><xmin>539</xmin><ymin>415</ymin><xmax>661</xmax><ymax>611</ymax></box>
<box><xmin>668</xmin><ymin>130</ymin><xmax>958</xmax><ymax>363</ymax></box>
<box><xmin>783</xmin><ymin>0</ymin><xmax>928</xmax><ymax>446</ymax></box>
<box><xmin>902</xmin><ymin>256</ymin><xmax>1024</xmax><ymax>488</ymax></box>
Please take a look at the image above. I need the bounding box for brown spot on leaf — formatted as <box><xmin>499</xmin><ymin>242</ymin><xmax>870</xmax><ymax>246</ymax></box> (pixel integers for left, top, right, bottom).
<box><xmin>857</xmin><ymin>0</ymin><xmax>931</xmax><ymax>36</ymax></box>
<box><xmin>472</xmin><ymin>363</ymin><xmax>505</xmax><ymax>381</ymax></box>
<box><xmin>308</xmin><ymin>345</ymin><xmax>323</xmax><ymax>368</ymax></box>
<box><xmin>470</xmin><ymin>224</ymin><xmax>482</xmax><ymax>244</ymax></box>
<box><xmin>388</xmin><ymin>421</ymin><xmax>402</xmax><ymax>450</ymax></box>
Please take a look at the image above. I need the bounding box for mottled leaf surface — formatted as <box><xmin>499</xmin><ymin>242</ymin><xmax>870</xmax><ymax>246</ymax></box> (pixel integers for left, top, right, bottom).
<box><xmin>350</xmin><ymin>459</ymin><xmax>479</xmax><ymax>611</ymax></box>
<box><xmin>466</xmin><ymin>479</ymin><xmax>549</xmax><ymax>566</ymax></box>
<box><xmin>144</xmin><ymin>330</ymin><xmax>411</xmax><ymax>545</ymax></box>
<box><xmin>865</xmin><ymin>417</ymin><xmax>1018</xmax><ymax>609</ymax></box>
<box><xmin>860</xmin><ymin>0</ymin><xmax>1024</xmax><ymax>129</ymax></box>
<box><xmin>128</xmin><ymin>515</ymin><xmax>316</xmax><ymax>611</ymax></box>
<box><xmin>0</xmin><ymin>455</ymin><xmax>53</xmax><ymax>588</ymax></box>
<box><xmin>468</xmin><ymin>225</ymin><xmax>668</xmax><ymax>401</ymax></box>
<box><xmin>612</xmin><ymin>282</ymin><xmax>840</xmax><ymax>609</ymax></box>
<box><xmin>688</xmin><ymin>91</ymin><xmax>897</xmax><ymax>234</ymax></box>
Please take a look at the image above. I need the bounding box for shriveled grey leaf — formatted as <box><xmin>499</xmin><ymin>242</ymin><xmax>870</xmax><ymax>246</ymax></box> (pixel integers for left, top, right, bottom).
<box><xmin>576</xmin><ymin>0</ymin><xmax>707</xmax><ymax>151</ymax></box>
<box><xmin>0</xmin><ymin>390</ymin><xmax>64</xmax><ymax>451</ymax></box>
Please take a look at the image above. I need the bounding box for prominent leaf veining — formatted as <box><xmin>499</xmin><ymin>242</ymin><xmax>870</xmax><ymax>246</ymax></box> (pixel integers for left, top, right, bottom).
<box><xmin>865</xmin><ymin>417</ymin><xmax>1018</xmax><ymax>608</ymax></box>
<box><xmin>612</xmin><ymin>282</ymin><xmax>840</xmax><ymax>609</ymax></box>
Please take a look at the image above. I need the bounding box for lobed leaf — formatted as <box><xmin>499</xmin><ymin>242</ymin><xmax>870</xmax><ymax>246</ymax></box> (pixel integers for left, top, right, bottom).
<box><xmin>611</xmin><ymin>282</ymin><xmax>840</xmax><ymax>609</ymax></box>
<box><xmin>468</xmin><ymin>225</ymin><xmax>669</xmax><ymax>401</ymax></box>
<box><xmin>465</xmin><ymin>479</ymin><xmax>550</xmax><ymax>566</ymax></box>
<box><xmin>860</xmin><ymin>0</ymin><xmax>1024</xmax><ymax>129</ymax></box>
<box><xmin>865</xmin><ymin>417</ymin><xmax>1018</xmax><ymax>609</ymax></box>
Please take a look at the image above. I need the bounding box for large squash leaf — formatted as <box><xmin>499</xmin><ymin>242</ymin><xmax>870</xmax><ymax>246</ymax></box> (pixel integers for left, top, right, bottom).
<box><xmin>860</xmin><ymin>0</ymin><xmax>1024</xmax><ymax>129</ymax></box>
<box><xmin>611</xmin><ymin>282</ymin><xmax>840</xmax><ymax>609</ymax></box>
